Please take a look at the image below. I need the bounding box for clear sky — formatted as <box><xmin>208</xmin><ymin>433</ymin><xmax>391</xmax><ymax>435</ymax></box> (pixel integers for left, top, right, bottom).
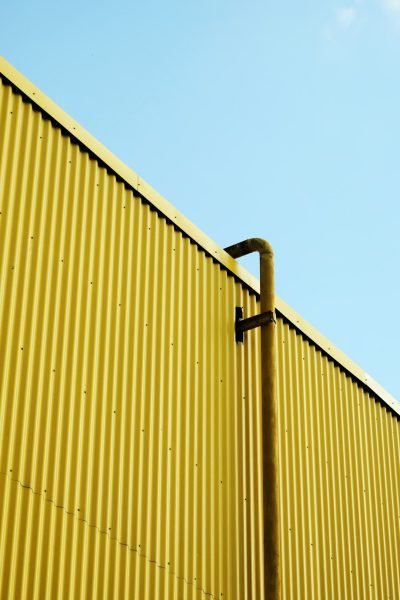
<box><xmin>2</xmin><ymin>0</ymin><xmax>399</xmax><ymax>399</ymax></box>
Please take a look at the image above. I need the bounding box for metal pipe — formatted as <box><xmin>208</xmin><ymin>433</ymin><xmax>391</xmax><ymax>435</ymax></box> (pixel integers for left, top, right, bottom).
<box><xmin>224</xmin><ymin>238</ymin><xmax>280</xmax><ymax>600</ymax></box>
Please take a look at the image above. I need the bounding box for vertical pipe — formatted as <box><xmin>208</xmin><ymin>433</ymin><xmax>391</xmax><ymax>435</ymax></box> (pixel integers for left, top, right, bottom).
<box><xmin>259</xmin><ymin>245</ymin><xmax>280</xmax><ymax>600</ymax></box>
<box><xmin>224</xmin><ymin>238</ymin><xmax>280</xmax><ymax>600</ymax></box>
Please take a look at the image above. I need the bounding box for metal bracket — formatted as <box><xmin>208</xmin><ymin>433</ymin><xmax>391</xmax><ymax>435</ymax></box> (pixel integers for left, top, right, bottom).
<box><xmin>235</xmin><ymin>306</ymin><xmax>276</xmax><ymax>343</ymax></box>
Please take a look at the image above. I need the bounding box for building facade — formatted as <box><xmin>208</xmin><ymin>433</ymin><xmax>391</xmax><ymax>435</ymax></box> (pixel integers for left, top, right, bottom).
<box><xmin>0</xmin><ymin>57</ymin><xmax>399</xmax><ymax>599</ymax></box>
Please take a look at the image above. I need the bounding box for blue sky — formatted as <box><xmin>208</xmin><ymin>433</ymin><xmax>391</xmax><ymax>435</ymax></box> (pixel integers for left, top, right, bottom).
<box><xmin>2</xmin><ymin>0</ymin><xmax>400</xmax><ymax>398</ymax></box>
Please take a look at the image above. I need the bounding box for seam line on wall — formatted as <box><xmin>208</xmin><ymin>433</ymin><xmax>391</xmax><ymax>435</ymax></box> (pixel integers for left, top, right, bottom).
<box><xmin>0</xmin><ymin>469</ymin><xmax>219</xmax><ymax>599</ymax></box>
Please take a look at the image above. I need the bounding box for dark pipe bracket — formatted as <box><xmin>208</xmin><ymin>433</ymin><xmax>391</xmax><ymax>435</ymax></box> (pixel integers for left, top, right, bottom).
<box><xmin>235</xmin><ymin>306</ymin><xmax>276</xmax><ymax>343</ymax></box>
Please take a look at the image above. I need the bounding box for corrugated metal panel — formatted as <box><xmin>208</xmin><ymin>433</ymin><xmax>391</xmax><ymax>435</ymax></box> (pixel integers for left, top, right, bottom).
<box><xmin>0</xmin><ymin>77</ymin><xmax>265</xmax><ymax>599</ymax></box>
<box><xmin>1</xmin><ymin>55</ymin><xmax>397</xmax><ymax>417</ymax></box>
<box><xmin>276</xmin><ymin>318</ymin><xmax>400</xmax><ymax>599</ymax></box>
<box><xmin>1</xmin><ymin>63</ymin><xmax>400</xmax><ymax>600</ymax></box>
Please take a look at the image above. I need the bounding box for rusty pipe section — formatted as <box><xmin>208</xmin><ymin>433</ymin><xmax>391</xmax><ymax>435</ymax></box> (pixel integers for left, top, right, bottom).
<box><xmin>224</xmin><ymin>238</ymin><xmax>280</xmax><ymax>600</ymax></box>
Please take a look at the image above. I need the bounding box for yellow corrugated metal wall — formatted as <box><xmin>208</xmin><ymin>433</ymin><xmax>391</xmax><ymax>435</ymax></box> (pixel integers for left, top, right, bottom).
<box><xmin>1</xmin><ymin>74</ymin><xmax>399</xmax><ymax>599</ymax></box>
<box><xmin>0</xmin><ymin>77</ymin><xmax>264</xmax><ymax>599</ymax></box>
<box><xmin>276</xmin><ymin>318</ymin><xmax>400</xmax><ymax>599</ymax></box>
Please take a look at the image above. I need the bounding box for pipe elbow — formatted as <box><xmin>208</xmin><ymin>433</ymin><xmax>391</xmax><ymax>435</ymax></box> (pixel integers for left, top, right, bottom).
<box><xmin>250</xmin><ymin>238</ymin><xmax>274</xmax><ymax>257</ymax></box>
<box><xmin>224</xmin><ymin>237</ymin><xmax>274</xmax><ymax>259</ymax></box>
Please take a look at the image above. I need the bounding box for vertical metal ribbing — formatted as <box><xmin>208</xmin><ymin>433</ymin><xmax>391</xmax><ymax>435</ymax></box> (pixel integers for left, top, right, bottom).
<box><xmin>0</xmin><ymin>78</ymin><xmax>266</xmax><ymax>598</ymax></box>
<box><xmin>2</xmin><ymin>65</ymin><xmax>400</xmax><ymax>600</ymax></box>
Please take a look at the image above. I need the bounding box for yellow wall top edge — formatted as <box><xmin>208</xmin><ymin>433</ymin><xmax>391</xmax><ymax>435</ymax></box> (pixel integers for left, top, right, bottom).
<box><xmin>0</xmin><ymin>56</ymin><xmax>258</xmax><ymax>292</ymax></box>
<box><xmin>276</xmin><ymin>297</ymin><xmax>399</xmax><ymax>415</ymax></box>
<box><xmin>1</xmin><ymin>55</ymin><xmax>398</xmax><ymax>414</ymax></box>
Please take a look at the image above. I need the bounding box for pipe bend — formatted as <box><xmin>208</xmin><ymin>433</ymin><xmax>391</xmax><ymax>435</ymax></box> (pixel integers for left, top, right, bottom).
<box><xmin>224</xmin><ymin>237</ymin><xmax>273</xmax><ymax>260</ymax></box>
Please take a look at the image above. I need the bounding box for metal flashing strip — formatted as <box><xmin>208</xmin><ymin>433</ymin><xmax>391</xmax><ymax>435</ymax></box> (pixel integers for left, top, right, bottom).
<box><xmin>0</xmin><ymin>55</ymin><xmax>398</xmax><ymax>415</ymax></box>
<box><xmin>0</xmin><ymin>56</ymin><xmax>258</xmax><ymax>294</ymax></box>
<box><xmin>276</xmin><ymin>297</ymin><xmax>400</xmax><ymax>417</ymax></box>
